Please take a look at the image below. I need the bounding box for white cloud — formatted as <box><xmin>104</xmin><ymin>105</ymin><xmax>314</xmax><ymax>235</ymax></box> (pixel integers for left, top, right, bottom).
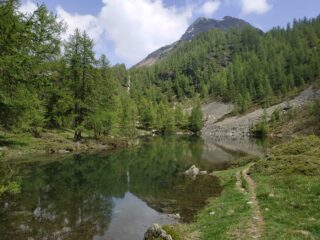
<box><xmin>239</xmin><ymin>0</ymin><xmax>272</xmax><ymax>15</ymax></box>
<box><xmin>56</xmin><ymin>6</ymin><xmax>103</xmax><ymax>43</ymax></box>
<box><xmin>199</xmin><ymin>1</ymin><xmax>221</xmax><ymax>17</ymax></box>
<box><xmin>53</xmin><ymin>0</ymin><xmax>195</xmax><ymax>66</ymax></box>
<box><xmin>99</xmin><ymin>0</ymin><xmax>193</xmax><ymax>65</ymax></box>
<box><xmin>19</xmin><ymin>0</ymin><xmax>37</xmax><ymax>14</ymax></box>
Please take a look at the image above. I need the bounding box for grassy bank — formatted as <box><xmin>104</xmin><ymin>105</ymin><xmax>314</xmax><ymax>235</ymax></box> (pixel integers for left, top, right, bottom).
<box><xmin>168</xmin><ymin>136</ymin><xmax>320</xmax><ymax>239</ymax></box>
<box><xmin>0</xmin><ymin>129</ymin><xmax>138</xmax><ymax>160</ymax></box>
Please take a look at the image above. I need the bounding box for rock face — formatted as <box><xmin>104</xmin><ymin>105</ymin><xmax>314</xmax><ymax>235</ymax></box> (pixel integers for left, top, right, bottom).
<box><xmin>134</xmin><ymin>16</ymin><xmax>257</xmax><ymax>68</ymax></box>
<box><xmin>144</xmin><ymin>224</ymin><xmax>173</xmax><ymax>240</ymax></box>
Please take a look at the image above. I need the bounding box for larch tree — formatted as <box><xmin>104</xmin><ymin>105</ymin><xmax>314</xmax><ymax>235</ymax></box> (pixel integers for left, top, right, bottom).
<box><xmin>64</xmin><ymin>30</ymin><xmax>96</xmax><ymax>141</ymax></box>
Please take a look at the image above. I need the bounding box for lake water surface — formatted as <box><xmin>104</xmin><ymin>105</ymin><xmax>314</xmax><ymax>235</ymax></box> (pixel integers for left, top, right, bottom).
<box><xmin>0</xmin><ymin>136</ymin><xmax>265</xmax><ymax>240</ymax></box>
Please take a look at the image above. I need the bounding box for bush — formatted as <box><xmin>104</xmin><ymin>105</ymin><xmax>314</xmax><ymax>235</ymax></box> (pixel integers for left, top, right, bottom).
<box><xmin>251</xmin><ymin>119</ymin><xmax>269</xmax><ymax>137</ymax></box>
<box><xmin>313</xmin><ymin>98</ymin><xmax>320</xmax><ymax>120</ymax></box>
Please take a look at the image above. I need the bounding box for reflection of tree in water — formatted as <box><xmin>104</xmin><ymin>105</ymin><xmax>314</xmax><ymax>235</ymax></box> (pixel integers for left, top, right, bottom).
<box><xmin>0</xmin><ymin>136</ymin><xmax>229</xmax><ymax>239</ymax></box>
<box><xmin>0</xmin><ymin>161</ymin><xmax>21</xmax><ymax>196</ymax></box>
<box><xmin>0</xmin><ymin>155</ymin><xmax>114</xmax><ymax>240</ymax></box>
<box><xmin>127</xmin><ymin>136</ymin><xmax>222</xmax><ymax>222</ymax></box>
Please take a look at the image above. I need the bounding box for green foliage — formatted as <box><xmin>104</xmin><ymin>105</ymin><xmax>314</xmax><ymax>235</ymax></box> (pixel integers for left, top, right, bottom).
<box><xmin>252</xmin><ymin>120</ymin><xmax>269</xmax><ymax>137</ymax></box>
<box><xmin>251</xmin><ymin>110</ymin><xmax>269</xmax><ymax>137</ymax></box>
<box><xmin>188</xmin><ymin>101</ymin><xmax>204</xmax><ymax>133</ymax></box>
<box><xmin>0</xmin><ymin>161</ymin><xmax>21</xmax><ymax>196</ymax></box>
<box><xmin>174</xmin><ymin>104</ymin><xmax>188</xmax><ymax>129</ymax></box>
<box><xmin>64</xmin><ymin>29</ymin><xmax>98</xmax><ymax>140</ymax></box>
<box><xmin>118</xmin><ymin>94</ymin><xmax>138</xmax><ymax>137</ymax></box>
<box><xmin>0</xmin><ymin>181</ymin><xmax>21</xmax><ymax>196</ymax></box>
<box><xmin>0</xmin><ymin>1</ymin><xmax>63</xmax><ymax>132</ymax></box>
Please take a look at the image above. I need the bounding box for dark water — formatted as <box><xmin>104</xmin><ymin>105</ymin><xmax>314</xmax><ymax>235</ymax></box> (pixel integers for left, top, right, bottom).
<box><xmin>0</xmin><ymin>136</ymin><xmax>257</xmax><ymax>240</ymax></box>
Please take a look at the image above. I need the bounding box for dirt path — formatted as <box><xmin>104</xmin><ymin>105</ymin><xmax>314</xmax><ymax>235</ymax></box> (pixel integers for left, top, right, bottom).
<box><xmin>236</xmin><ymin>166</ymin><xmax>264</xmax><ymax>239</ymax></box>
<box><xmin>202</xmin><ymin>86</ymin><xmax>320</xmax><ymax>137</ymax></box>
<box><xmin>242</xmin><ymin>167</ymin><xmax>264</xmax><ymax>239</ymax></box>
<box><xmin>235</xmin><ymin>170</ymin><xmax>245</xmax><ymax>193</ymax></box>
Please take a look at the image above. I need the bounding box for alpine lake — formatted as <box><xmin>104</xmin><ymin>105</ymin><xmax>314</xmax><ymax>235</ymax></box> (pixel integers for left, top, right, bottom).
<box><xmin>0</xmin><ymin>136</ymin><xmax>266</xmax><ymax>240</ymax></box>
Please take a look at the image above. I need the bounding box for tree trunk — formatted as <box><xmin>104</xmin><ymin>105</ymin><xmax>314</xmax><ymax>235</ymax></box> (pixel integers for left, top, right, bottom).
<box><xmin>74</xmin><ymin>130</ymin><xmax>82</xmax><ymax>141</ymax></box>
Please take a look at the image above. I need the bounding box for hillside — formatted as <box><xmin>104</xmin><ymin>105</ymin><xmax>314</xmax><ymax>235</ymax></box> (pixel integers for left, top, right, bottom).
<box><xmin>1</xmin><ymin>0</ymin><xmax>320</xmax><ymax>145</ymax></box>
<box><xmin>130</xmin><ymin>16</ymin><xmax>320</xmax><ymax>123</ymax></box>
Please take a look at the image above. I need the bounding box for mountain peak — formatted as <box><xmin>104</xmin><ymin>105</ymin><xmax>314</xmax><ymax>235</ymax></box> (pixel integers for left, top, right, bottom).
<box><xmin>134</xmin><ymin>16</ymin><xmax>257</xmax><ymax>68</ymax></box>
<box><xmin>222</xmin><ymin>16</ymin><xmax>234</xmax><ymax>20</ymax></box>
<box><xmin>180</xmin><ymin>16</ymin><xmax>253</xmax><ymax>41</ymax></box>
<box><xmin>193</xmin><ymin>17</ymin><xmax>212</xmax><ymax>23</ymax></box>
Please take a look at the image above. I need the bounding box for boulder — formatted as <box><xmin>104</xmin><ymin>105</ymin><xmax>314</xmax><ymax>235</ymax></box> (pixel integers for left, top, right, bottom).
<box><xmin>185</xmin><ymin>165</ymin><xmax>200</xmax><ymax>177</ymax></box>
<box><xmin>144</xmin><ymin>224</ymin><xmax>173</xmax><ymax>240</ymax></box>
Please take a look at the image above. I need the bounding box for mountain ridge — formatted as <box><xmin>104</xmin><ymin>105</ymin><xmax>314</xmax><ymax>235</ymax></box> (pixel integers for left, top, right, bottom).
<box><xmin>133</xmin><ymin>16</ymin><xmax>256</xmax><ymax>68</ymax></box>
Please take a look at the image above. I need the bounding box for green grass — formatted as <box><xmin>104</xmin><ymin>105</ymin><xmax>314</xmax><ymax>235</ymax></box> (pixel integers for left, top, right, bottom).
<box><xmin>195</xmin><ymin>166</ymin><xmax>252</xmax><ymax>239</ymax></box>
<box><xmin>254</xmin><ymin>174</ymin><xmax>320</xmax><ymax>240</ymax></box>
<box><xmin>252</xmin><ymin>136</ymin><xmax>320</xmax><ymax>240</ymax></box>
<box><xmin>271</xmin><ymin>135</ymin><xmax>320</xmax><ymax>156</ymax></box>
<box><xmin>0</xmin><ymin>134</ymin><xmax>34</xmax><ymax>148</ymax></box>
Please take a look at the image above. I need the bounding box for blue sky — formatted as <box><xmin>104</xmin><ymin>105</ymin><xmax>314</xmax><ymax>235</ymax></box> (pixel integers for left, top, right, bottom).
<box><xmin>20</xmin><ymin>0</ymin><xmax>320</xmax><ymax>66</ymax></box>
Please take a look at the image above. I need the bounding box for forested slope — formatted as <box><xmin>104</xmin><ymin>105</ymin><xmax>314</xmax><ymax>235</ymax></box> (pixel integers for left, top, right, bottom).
<box><xmin>131</xmin><ymin>16</ymin><xmax>320</xmax><ymax>113</ymax></box>
<box><xmin>1</xmin><ymin>0</ymin><xmax>320</xmax><ymax>141</ymax></box>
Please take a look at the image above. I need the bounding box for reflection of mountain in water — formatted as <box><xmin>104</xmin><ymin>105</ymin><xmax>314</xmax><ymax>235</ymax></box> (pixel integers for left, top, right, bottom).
<box><xmin>0</xmin><ymin>136</ymin><xmax>256</xmax><ymax>239</ymax></box>
<box><xmin>203</xmin><ymin>136</ymin><xmax>267</xmax><ymax>157</ymax></box>
<box><xmin>202</xmin><ymin>142</ymin><xmax>237</xmax><ymax>169</ymax></box>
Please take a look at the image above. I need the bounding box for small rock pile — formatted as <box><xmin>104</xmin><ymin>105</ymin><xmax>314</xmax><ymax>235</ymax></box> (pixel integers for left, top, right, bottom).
<box><xmin>144</xmin><ymin>224</ymin><xmax>173</xmax><ymax>240</ymax></box>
